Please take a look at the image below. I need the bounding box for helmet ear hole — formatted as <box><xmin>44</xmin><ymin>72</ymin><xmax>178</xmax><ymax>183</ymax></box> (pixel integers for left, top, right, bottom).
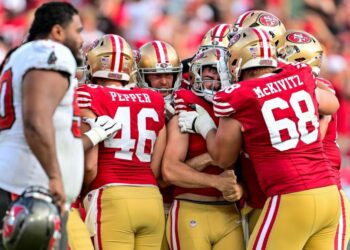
<box><xmin>232</xmin><ymin>59</ymin><xmax>237</xmax><ymax>66</ymax></box>
<box><xmin>295</xmin><ymin>58</ymin><xmax>305</xmax><ymax>62</ymax></box>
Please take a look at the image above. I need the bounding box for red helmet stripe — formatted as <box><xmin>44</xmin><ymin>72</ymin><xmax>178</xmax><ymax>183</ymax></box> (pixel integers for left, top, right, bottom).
<box><xmin>212</xmin><ymin>25</ymin><xmax>220</xmax><ymax>39</ymax></box>
<box><xmin>116</xmin><ymin>36</ymin><xmax>124</xmax><ymax>72</ymax></box>
<box><xmin>251</xmin><ymin>28</ymin><xmax>264</xmax><ymax>57</ymax></box>
<box><xmin>236</xmin><ymin>11</ymin><xmax>252</xmax><ymax>27</ymax></box>
<box><xmin>152</xmin><ymin>41</ymin><xmax>161</xmax><ymax>63</ymax></box>
<box><xmin>218</xmin><ymin>24</ymin><xmax>229</xmax><ymax>41</ymax></box>
<box><xmin>109</xmin><ymin>35</ymin><xmax>116</xmax><ymax>71</ymax></box>
<box><xmin>252</xmin><ymin>28</ymin><xmax>271</xmax><ymax>59</ymax></box>
<box><xmin>261</xmin><ymin>29</ymin><xmax>272</xmax><ymax>57</ymax></box>
<box><xmin>152</xmin><ymin>41</ymin><xmax>168</xmax><ymax>64</ymax></box>
<box><xmin>160</xmin><ymin>41</ymin><xmax>169</xmax><ymax>63</ymax></box>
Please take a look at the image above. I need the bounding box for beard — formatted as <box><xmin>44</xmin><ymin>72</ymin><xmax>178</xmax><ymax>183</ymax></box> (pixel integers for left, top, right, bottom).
<box><xmin>63</xmin><ymin>38</ymin><xmax>83</xmax><ymax>66</ymax></box>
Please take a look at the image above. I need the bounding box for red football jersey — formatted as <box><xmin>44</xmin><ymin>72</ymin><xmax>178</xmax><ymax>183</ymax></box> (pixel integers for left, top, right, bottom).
<box><xmin>173</xmin><ymin>89</ymin><xmax>224</xmax><ymax>197</ymax></box>
<box><xmin>239</xmin><ymin>153</ymin><xmax>267</xmax><ymax>209</ymax></box>
<box><xmin>78</xmin><ymin>84</ymin><xmax>165</xmax><ymax>189</ymax></box>
<box><xmin>317</xmin><ymin>77</ymin><xmax>341</xmax><ymax>187</ymax></box>
<box><xmin>213</xmin><ymin>64</ymin><xmax>335</xmax><ymax>196</ymax></box>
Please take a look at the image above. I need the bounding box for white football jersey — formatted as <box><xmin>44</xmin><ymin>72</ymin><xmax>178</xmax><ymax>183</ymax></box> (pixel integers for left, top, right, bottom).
<box><xmin>0</xmin><ymin>40</ymin><xmax>84</xmax><ymax>203</ymax></box>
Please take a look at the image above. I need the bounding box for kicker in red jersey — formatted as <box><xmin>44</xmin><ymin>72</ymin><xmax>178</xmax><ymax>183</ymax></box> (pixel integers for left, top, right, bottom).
<box><xmin>173</xmin><ymin>89</ymin><xmax>224</xmax><ymax>197</ymax></box>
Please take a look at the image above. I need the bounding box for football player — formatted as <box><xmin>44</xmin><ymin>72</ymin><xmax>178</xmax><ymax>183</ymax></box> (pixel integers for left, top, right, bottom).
<box><xmin>278</xmin><ymin>29</ymin><xmax>350</xmax><ymax>250</ymax></box>
<box><xmin>77</xmin><ymin>34</ymin><xmax>166</xmax><ymax>250</ymax></box>
<box><xmin>136</xmin><ymin>40</ymin><xmax>181</xmax><ymax>250</ymax></box>
<box><xmin>179</xmin><ymin>27</ymin><xmax>340</xmax><ymax>249</ymax></box>
<box><xmin>162</xmin><ymin>47</ymin><xmax>245</xmax><ymax>250</ymax></box>
<box><xmin>0</xmin><ymin>3</ymin><xmax>121</xmax><ymax>249</ymax></box>
<box><xmin>231</xmin><ymin>10</ymin><xmax>287</xmax><ymax>237</ymax></box>
<box><xmin>0</xmin><ymin>3</ymin><xmax>84</xmax><ymax>249</ymax></box>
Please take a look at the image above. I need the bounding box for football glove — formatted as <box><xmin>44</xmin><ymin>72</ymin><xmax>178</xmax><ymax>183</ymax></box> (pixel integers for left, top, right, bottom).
<box><xmin>83</xmin><ymin>115</ymin><xmax>122</xmax><ymax>146</ymax></box>
<box><xmin>217</xmin><ymin>55</ymin><xmax>232</xmax><ymax>88</ymax></box>
<box><xmin>178</xmin><ymin>105</ymin><xmax>217</xmax><ymax>138</ymax></box>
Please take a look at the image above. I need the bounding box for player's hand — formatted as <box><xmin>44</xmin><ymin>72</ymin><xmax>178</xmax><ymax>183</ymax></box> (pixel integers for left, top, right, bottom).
<box><xmin>178</xmin><ymin>110</ymin><xmax>198</xmax><ymax>133</ymax></box>
<box><xmin>217</xmin><ymin>55</ymin><xmax>232</xmax><ymax>87</ymax></box>
<box><xmin>49</xmin><ymin>176</ymin><xmax>66</xmax><ymax>216</ymax></box>
<box><xmin>83</xmin><ymin>115</ymin><xmax>122</xmax><ymax>146</ymax></box>
<box><xmin>178</xmin><ymin>105</ymin><xmax>217</xmax><ymax>138</ymax></box>
<box><xmin>223</xmin><ymin>183</ymin><xmax>244</xmax><ymax>202</ymax></box>
<box><xmin>215</xmin><ymin>170</ymin><xmax>240</xmax><ymax>201</ymax></box>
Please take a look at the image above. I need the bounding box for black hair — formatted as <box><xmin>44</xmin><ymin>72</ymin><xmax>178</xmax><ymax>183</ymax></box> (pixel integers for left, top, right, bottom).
<box><xmin>27</xmin><ymin>2</ymin><xmax>78</xmax><ymax>42</ymax></box>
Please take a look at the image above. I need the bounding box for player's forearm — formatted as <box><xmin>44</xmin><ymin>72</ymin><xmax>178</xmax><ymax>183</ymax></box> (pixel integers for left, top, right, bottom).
<box><xmin>81</xmin><ymin>168</ymin><xmax>96</xmax><ymax>198</ymax></box>
<box><xmin>23</xmin><ymin>117</ymin><xmax>61</xmax><ymax>179</ymax></box>
<box><xmin>82</xmin><ymin>134</ymin><xmax>94</xmax><ymax>151</ymax></box>
<box><xmin>185</xmin><ymin>153</ymin><xmax>213</xmax><ymax>171</ymax></box>
<box><xmin>162</xmin><ymin>160</ymin><xmax>219</xmax><ymax>189</ymax></box>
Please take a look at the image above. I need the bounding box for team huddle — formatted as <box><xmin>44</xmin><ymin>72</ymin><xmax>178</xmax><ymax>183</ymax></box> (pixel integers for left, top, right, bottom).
<box><xmin>0</xmin><ymin>1</ymin><xmax>347</xmax><ymax>250</ymax></box>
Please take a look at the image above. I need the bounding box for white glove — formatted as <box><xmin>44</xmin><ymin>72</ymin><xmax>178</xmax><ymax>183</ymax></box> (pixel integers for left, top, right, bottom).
<box><xmin>178</xmin><ymin>105</ymin><xmax>217</xmax><ymax>139</ymax></box>
<box><xmin>217</xmin><ymin>56</ymin><xmax>232</xmax><ymax>88</ymax></box>
<box><xmin>83</xmin><ymin>115</ymin><xmax>122</xmax><ymax>146</ymax></box>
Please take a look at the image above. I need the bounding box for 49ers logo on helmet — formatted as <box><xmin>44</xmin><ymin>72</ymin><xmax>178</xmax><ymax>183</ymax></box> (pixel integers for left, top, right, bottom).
<box><xmin>286</xmin><ymin>32</ymin><xmax>311</xmax><ymax>43</ymax></box>
<box><xmin>259</xmin><ymin>14</ymin><xmax>279</xmax><ymax>26</ymax></box>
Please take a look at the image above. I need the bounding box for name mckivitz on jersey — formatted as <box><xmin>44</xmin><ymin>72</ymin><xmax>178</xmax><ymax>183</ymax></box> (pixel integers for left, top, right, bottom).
<box><xmin>253</xmin><ymin>74</ymin><xmax>304</xmax><ymax>98</ymax></box>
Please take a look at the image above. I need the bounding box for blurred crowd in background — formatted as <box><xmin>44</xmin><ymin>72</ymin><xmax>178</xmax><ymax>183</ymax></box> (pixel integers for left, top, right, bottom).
<box><xmin>0</xmin><ymin>0</ymin><xmax>350</xmax><ymax>181</ymax></box>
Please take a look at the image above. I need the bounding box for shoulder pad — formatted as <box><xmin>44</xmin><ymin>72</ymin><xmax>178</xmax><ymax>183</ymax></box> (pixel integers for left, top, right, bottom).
<box><xmin>21</xmin><ymin>40</ymin><xmax>77</xmax><ymax>77</ymax></box>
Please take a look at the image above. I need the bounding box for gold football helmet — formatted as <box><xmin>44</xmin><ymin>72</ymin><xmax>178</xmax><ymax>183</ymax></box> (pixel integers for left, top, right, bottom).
<box><xmin>278</xmin><ymin>30</ymin><xmax>323</xmax><ymax>75</ymax></box>
<box><xmin>200</xmin><ymin>24</ymin><xmax>236</xmax><ymax>51</ymax></box>
<box><xmin>234</xmin><ymin>10</ymin><xmax>286</xmax><ymax>47</ymax></box>
<box><xmin>190</xmin><ymin>47</ymin><xmax>230</xmax><ymax>102</ymax></box>
<box><xmin>86</xmin><ymin>34</ymin><xmax>133</xmax><ymax>82</ymax></box>
<box><xmin>227</xmin><ymin>27</ymin><xmax>277</xmax><ymax>82</ymax></box>
<box><xmin>137</xmin><ymin>40</ymin><xmax>182</xmax><ymax>96</ymax></box>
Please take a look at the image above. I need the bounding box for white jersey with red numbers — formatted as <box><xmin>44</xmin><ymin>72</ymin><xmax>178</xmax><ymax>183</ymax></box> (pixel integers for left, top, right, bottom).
<box><xmin>317</xmin><ymin>77</ymin><xmax>342</xmax><ymax>187</ymax></box>
<box><xmin>77</xmin><ymin>84</ymin><xmax>165</xmax><ymax>189</ymax></box>
<box><xmin>0</xmin><ymin>40</ymin><xmax>83</xmax><ymax>203</ymax></box>
<box><xmin>213</xmin><ymin>63</ymin><xmax>335</xmax><ymax>197</ymax></box>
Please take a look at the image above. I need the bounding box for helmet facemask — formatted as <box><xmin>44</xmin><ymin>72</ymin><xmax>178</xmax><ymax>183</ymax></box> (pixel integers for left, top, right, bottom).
<box><xmin>137</xmin><ymin>41</ymin><xmax>183</xmax><ymax>99</ymax></box>
<box><xmin>191</xmin><ymin>63</ymin><xmax>222</xmax><ymax>103</ymax></box>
